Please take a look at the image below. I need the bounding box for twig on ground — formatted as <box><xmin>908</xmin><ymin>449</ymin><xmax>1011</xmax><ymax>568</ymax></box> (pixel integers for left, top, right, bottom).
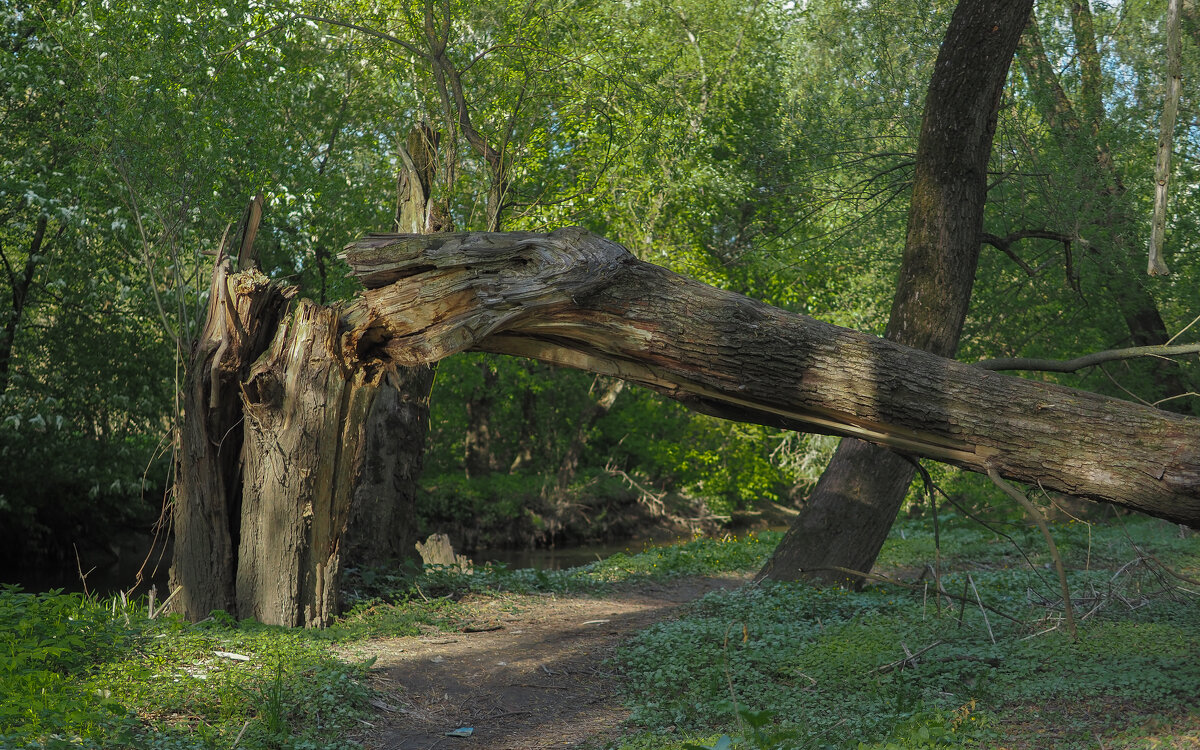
<box><xmin>875</xmin><ymin>640</ymin><xmax>944</xmax><ymax>674</ymax></box>
<box><xmin>968</xmin><ymin>574</ymin><xmax>995</xmax><ymax>644</ymax></box>
<box><xmin>809</xmin><ymin>566</ymin><xmax>1025</xmax><ymax>625</ymax></box>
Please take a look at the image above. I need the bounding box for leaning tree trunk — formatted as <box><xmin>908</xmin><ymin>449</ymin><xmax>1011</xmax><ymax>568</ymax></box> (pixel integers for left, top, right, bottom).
<box><xmin>341</xmin><ymin>227</ymin><xmax>1200</xmax><ymax>527</ymax></box>
<box><xmin>1018</xmin><ymin>13</ymin><xmax>1196</xmax><ymax>408</ymax></box>
<box><xmin>170</xmin><ymin>126</ymin><xmax>441</xmax><ymax>627</ymax></box>
<box><xmin>758</xmin><ymin>0</ymin><xmax>1033</xmax><ymax>585</ymax></box>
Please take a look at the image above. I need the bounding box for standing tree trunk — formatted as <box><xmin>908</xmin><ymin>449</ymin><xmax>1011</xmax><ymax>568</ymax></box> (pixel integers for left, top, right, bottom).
<box><xmin>1018</xmin><ymin>11</ymin><xmax>1194</xmax><ymax>406</ymax></box>
<box><xmin>757</xmin><ymin>0</ymin><xmax>1034</xmax><ymax>585</ymax></box>
<box><xmin>0</xmin><ymin>215</ymin><xmax>50</xmax><ymax>395</ymax></box>
<box><xmin>463</xmin><ymin>361</ymin><xmax>500</xmax><ymax>478</ymax></box>
<box><xmin>546</xmin><ymin>376</ymin><xmax>626</xmax><ymax>539</ymax></box>
<box><xmin>170</xmin><ymin>125</ymin><xmax>442</xmax><ymax>626</ymax></box>
<box><xmin>1148</xmin><ymin>0</ymin><xmax>1182</xmax><ymax>276</ymax></box>
<box><xmin>169</xmin><ymin>262</ymin><xmax>294</xmax><ymax>619</ymax></box>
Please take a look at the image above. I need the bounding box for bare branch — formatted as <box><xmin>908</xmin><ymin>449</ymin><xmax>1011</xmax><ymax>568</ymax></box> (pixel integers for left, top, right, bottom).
<box><xmin>988</xmin><ymin>468</ymin><xmax>1076</xmax><ymax>639</ymax></box>
<box><xmin>291</xmin><ymin>13</ymin><xmax>427</xmax><ymax>59</ymax></box>
<box><xmin>1149</xmin><ymin>0</ymin><xmax>1182</xmax><ymax>276</ymax></box>
<box><xmin>976</xmin><ymin>342</ymin><xmax>1200</xmax><ymax>373</ymax></box>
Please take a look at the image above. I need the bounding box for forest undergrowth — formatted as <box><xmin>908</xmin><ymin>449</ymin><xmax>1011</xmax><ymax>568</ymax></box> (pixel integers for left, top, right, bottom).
<box><xmin>2</xmin><ymin>504</ymin><xmax>1198</xmax><ymax>749</ymax></box>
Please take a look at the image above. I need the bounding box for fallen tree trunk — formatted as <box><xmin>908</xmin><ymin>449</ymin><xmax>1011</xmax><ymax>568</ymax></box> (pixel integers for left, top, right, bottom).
<box><xmin>342</xmin><ymin>227</ymin><xmax>1200</xmax><ymax>526</ymax></box>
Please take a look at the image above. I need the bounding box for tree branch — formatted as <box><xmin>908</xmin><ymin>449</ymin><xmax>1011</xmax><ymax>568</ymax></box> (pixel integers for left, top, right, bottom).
<box><xmin>976</xmin><ymin>342</ymin><xmax>1200</xmax><ymax>373</ymax></box>
<box><xmin>988</xmin><ymin>468</ymin><xmax>1077</xmax><ymax>639</ymax></box>
<box><xmin>341</xmin><ymin>228</ymin><xmax>1200</xmax><ymax>526</ymax></box>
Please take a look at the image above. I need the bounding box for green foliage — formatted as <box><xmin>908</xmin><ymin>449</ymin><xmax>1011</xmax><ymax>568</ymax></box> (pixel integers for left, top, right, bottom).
<box><xmin>0</xmin><ymin>586</ymin><xmax>135</xmax><ymax>742</ymax></box>
<box><xmin>0</xmin><ymin>585</ymin><xmax>372</xmax><ymax>749</ymax></box>
<box><xmin>4</xmin><ymin>520</ymin><xmax>1200</xmax><ymax>748</ymax></box>
<box><xmin>612</xmin><ymin>516</ymin><xmax>1200</xmax><ymax>748</ymax></box>
<box><xmin>350</xmin><ymin>531</ymin><xmax>781</xmax><ymax>604</ymax></box>
<box><xmin>420</xmin><ymin>471</ymin><xmax>543</xmax><ymax>536</ymax></box>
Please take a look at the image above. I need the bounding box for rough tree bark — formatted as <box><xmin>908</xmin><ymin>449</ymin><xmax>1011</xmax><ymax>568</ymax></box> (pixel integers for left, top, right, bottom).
<box><xmin>169</xmin><ymin>262</ymin><xmax>294</xmax><ymax>619</ymax></box>
<box><xmin>757</xmin><ymin>0</ymin><xmax>1033</xmax><ymax>585</ymax></box>
<box><xmin>170</xmin><ymin>127</ymin><xmax>440</xmax><ymax>627</ymax></box>
<box><xmin>340</xmin><ymin>227</ymin><xmax>1200</xmax><ymax>527</ymax></box>
<box><xmin>169</xmin><ymin>269</ymin><xmax>433</xmax><ymax>626</ymax></box>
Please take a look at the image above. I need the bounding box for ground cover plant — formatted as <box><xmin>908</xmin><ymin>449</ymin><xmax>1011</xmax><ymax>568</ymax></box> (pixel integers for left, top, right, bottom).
<box><xmin>2</xmin><ymin>508</ymin><xmax>1197</xmax><ymax>749</ymax></box>
<box><xmin>0</xmin><ymin>532</ymin><xmax>777</xmax><ymax>748</ymax></box>
<box><xmin>611</xmin><ymin>508</ymin><xmax>1200</xmax><ymax>749</ymax></box>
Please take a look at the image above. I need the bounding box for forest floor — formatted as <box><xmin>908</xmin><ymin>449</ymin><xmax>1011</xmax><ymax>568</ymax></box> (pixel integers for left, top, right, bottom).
<box><xmin>343</xmin><ymin>574</ymin><xmax>750</xmax><ymax>750</ymax></box>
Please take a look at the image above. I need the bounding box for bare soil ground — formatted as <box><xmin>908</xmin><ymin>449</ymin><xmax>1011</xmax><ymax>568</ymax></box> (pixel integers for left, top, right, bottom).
<box><xmin>342</xmin><ymin>574</ymin><xmax>749</xmax><ymax>750</ymax></box>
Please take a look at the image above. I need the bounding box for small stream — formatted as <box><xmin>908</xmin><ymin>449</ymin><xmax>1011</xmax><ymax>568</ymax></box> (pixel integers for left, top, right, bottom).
<box><xmin>3</xmin><ymin>537</ymin><xmax>172</xmax><ymax>598</ymax></box>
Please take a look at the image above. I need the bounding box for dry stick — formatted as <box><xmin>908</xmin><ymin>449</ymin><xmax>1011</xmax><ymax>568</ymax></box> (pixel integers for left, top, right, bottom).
<box><xmin>73</xmin><ymin>544</ymin><xmax>93</xmax><ymax>599</ymax></box>
<box><xmin>976</xmin><ymin>342</ymin><xmax>1200</xmax><ymax>373</ymax></box>
<box><xmin>956</xmin><ymin>577</ymin><xmax>969</xmax><ymax>628</ymax></box>
<box><xmin>1110</xmin><ymin>507</ymin><xmax>1200</xmax><ymax>588</ymax></box>
<box><xmin>229</xmin><ymin>720</ymin><xmax>252</xmax><ymax>749</ymax></box>
<box><xmin>968</xmin><ymin>574</ymin><xmax>996</xmax><ymax>644</ymax></box>
<box><xmin>1041</xmin><ymin>481</ymin><xmax>1092</xmax><ymax>571</ymax></box>
<box><xmin>987</xmin><ymin>469</ymin><xmax>1077</xmax><ymax>639</ymax></box>
<box><xmin>812</xmin><ymin>566</ymin><xmax>1025</xmax><ymax>626</ymax></box>
<box><xmin>722</xmin><ymin>621</ymin><xmax>748</xmax><ymax>736</ymax></box>
<box><xmin>875</xmin><ymin>640</ymin><xmax>945</xmax><ymax>674</ymax></box>
<box><xmin>909</xmin><ymin>461</ymin><xmax>943</xmax><ymax>613</ymax></box>
<box><xmin>154</xmin><ymin>586</ymin><xmax>182</xmax><ymax>618</ymax></box>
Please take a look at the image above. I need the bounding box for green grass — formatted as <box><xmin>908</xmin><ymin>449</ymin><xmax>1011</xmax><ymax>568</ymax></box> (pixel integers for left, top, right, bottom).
<box><xmin>0</xmin><ymin>587</ymin><xmax>373</xmax><ymax>749</ymax></box>
<box><xmin>2</xmin><ymin>516</ymin><xmax>1198</xmax><ymax>749</ymax></box>
<box><xmin>0</xmin><ymin>531</ymin><xmax>774</xmax><ymax>748</ymax></box>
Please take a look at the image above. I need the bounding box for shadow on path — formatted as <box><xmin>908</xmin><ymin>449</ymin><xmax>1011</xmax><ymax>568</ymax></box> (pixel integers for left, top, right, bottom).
<box><xmin>345</xmin><ymin>575</ymin><xmax>748</xmax><ymax>749</ymax></box>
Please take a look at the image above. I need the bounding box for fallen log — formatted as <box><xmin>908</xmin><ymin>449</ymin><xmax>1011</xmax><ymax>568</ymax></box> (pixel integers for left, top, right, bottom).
<box><xmin>341</xmin><ymin>227</ymin><xmax>1200</xmax><ymax>526</ymax></box>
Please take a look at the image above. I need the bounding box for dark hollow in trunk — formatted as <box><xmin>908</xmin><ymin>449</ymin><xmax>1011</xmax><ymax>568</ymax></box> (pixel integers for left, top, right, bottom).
<box><xmin>169</xmin><ymin>262</ymin><xmax>430</xmax><ymax>626</ymax></box>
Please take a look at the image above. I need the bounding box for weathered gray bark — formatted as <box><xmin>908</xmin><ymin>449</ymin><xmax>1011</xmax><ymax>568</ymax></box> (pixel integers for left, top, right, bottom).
<box><xmin>171</xmin><ymin>274</ymin><xmax>432</xmax><ymax>627</ymax></box>
<box><xmin>759</xmin><ymin>0</ymin><xmax>1033</xmax><ymax>584</ymax></box>
<box><xmin>169</xmin><ymin>261</ymin><xmax>294</xmax><ymax>620</ymax></box>
<box><xmin>341</xmin><ymin>227</ymin><xmax>1200</xmax><ymax>527</ymax></box>
<box><xmin>171</xmin><ymin>126</ymin><xmax>441</xmax><ymax>626</ymax></box>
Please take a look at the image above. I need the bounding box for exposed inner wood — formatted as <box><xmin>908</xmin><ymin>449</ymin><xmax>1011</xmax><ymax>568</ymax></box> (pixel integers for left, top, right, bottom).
<box><xmin>342</xmin><ymin>228</ymin><xmax>1200</xmax><ymax>527</ymax></box>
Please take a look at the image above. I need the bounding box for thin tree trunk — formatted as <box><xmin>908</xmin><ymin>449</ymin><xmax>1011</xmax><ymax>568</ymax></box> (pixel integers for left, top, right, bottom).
<box><xmin>1019</xmin><ymin>12</ymin><xmax>1192</xmax><ymax>403</ymax></box>
<box><xmin>0</xmin><ymin>215</ymin><xmax>48</xmax><ymax>395</ymax></box>
<box><xmin>1148</xmin><ymin>0</ymin><xmax>1182</xmax><ymax>276</ymax></box>
<box><xmin>759</xmin><ymin>0</ymin><xmax>1034</xmax><ymax>585</ymax></box>
<box><xmin>463</xmin><ymin>361</ymin><xmax>499</xmax><ymax>478</ymax></box>
<box><xmin>556</xmin><ymin>376</ymin><xmax>626</xmax><ymax>495</ymax></box>
<box><xmin>547</xmin><ymin>377</ymin><xmax>626</xmax><ymax>538</ymax></box>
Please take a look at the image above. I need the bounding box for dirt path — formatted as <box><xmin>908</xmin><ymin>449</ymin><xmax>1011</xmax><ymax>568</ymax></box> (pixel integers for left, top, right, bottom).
<box><xmin>343</xmin><ymin>574</ymin><xmax>748</xmax><ymax>750</ymax></box>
